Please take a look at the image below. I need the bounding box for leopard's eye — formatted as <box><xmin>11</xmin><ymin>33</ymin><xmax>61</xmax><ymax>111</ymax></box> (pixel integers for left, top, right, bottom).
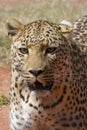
<box><xmin>46</xmin><ymin>47</ymin><xmax>57</xmax><ymax>54</ymax></box>
<box><xmin>19</xmin><ymin>48</ymin><xmax>29</xmax><ymax>54</ymax></box>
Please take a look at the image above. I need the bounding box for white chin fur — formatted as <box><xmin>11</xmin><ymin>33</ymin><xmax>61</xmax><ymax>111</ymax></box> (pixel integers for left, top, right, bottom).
<box><xmin>30</xmin><ymin>90</ymin><xmax>50</xmax><ymax>97</ymax></box>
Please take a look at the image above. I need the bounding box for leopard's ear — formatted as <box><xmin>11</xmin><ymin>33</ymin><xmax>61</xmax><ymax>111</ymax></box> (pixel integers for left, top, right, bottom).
<box><xmin>59</xmin><ymin>20</ymin><xmax>73</xmax><ymax>38</ymax></box>
<box><xmin>6</xmin><ymin>18</ymin><xmax>24</xmax><ymax>37</ymax></box>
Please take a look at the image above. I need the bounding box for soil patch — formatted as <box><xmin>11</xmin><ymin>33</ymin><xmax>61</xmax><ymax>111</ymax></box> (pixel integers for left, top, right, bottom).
<box><xmin>0</xmin><ymin>66</ymin><xmax>11</xmax><ymax>130</ymax></box>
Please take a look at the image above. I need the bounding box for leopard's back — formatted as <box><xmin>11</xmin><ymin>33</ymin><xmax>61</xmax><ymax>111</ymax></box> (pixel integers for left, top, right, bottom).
<box><xmin>72</xmin><ymin>15</ymin><xmax>87</xmax><ymax>53</ymax></box>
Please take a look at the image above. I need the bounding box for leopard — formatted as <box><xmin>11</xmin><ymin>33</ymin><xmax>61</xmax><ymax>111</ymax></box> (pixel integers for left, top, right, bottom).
<box><xmin>6</xmin><ymin>17</ymin><xmax>87</xmax><ymax>130</ymax></box>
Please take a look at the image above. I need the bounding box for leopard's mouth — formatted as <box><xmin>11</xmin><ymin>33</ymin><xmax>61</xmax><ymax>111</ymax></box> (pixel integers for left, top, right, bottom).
<box><xmin>26</xmin><ymin>80</ymin><xmax>53</xmax><ymax>92</ymax></box>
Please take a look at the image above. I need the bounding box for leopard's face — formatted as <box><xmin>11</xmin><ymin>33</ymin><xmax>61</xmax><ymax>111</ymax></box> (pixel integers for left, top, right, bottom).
<box><xmin>7</xmin><ymin>19</ymin><xmax>71</xmax><ymax>96</ymax></box>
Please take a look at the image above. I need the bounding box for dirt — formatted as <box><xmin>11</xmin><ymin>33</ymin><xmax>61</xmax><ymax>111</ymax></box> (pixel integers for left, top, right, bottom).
<box><xmin>0</xmin><ymin>106</ymin><xmax>10</xmax><ymax>130</ymax></box>
<box><xmin>0</xmin><ymin>66</ymin><xmax>11</xmax><ymax>130</ymax></box>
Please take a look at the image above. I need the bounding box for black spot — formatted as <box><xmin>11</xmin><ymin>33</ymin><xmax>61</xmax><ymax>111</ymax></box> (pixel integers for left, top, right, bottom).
<box><xmin>15</xmin><ymin>115</ymin><xmax>19</xmax><ymax>119</ymax></box>
<box><xmin>69</xmin><ymin>116</ymin><xmax>73</xmax><ymax>121</ymax></box>
<box><xmin>75</xmin><ymin>115</ymin><xmax>79</xmax><ymax>120</ymax></box>
<box><xmin>53</xmin><ymin>37</ymin><xmax>57</xmax><ymax>40</ymax></box>
<box><xmin>15</xmin><ymin>77</ymin><xmax>18</xmax><ymax>81</ymax></box>
<box><xmin>41</xmin><ymin>115</ymin><xmax>44</xmax><ymax>117</ymax></box>
<box><xmin>65</xmin><ymin>77</ymin><xmax>69</xmax><ymax>82</ymax></box>
<box><xmin>29</xmin><ymin>103</ymin><xmax>33</xmax><ymax>107</ymax></box>
<box><xmin>63</xmin><ymin>85</ymin><xmax>67</xmax><ymax>94</ymax></box>
<box><xmin>15</xmin><ymin>107</ymin><xmax>18</xmax><ymax>111</ymax></box>
<box><xmin>25</xmin><ymin>94</ymin><xmax>29</xmax><ymax>103</ymax></box>
<box><xmin>79</xmin><ymin>107</ymin><xmax>81</xmax><ymax>112</ymax></box>
<box><xmin>55</xmin><ymin>121</ymin><xmax>59</xmax><ymax>124</ymax></box>
<box><xmin>69</xmin><ymin>101</ymin><xmax>73</xmax><ymax>105</ymax></box>
<box><xmin>38</xmin><ymin>103</ymin><xmax>43</xmax><ymax>107</ymax></box>
<box><xmin>38</xmin><ymin>111</ymin><xmax>41</xmax><ymax>114</ymax></box>
<box><xmin>67</xmin><ymin>95</ymin><xmax>70</xmax><ymax>101</ymax></box>
<box><xmin>19</xmin><ymin>89</ymin><xmax>25</xmax><ymax>101</ymax></box>
<box><xmin>17</xmin><ymin>122</ymin><xmax>22</xmax><ymax>126</ymax></box>
<box><xmin>13</xmin><ymin>92</ymin><xmax>16</xmax><ymax>97</ymax></box>
<box><xmin>34</xmin><ymin>106</ymin><xmax>38</xmax><ymax>110</ymax></box>
<box><xmin>70</xmin><ymin>112</ymin><xmax>73</xmax><ymax>115</ymax></box>
<box><xmin>60</xmin><ymin>117</ymin><xmax>67</xmax><ymax>121</ymax></box>
<box><xmin>15</xmin><ymin>83</ymin><xmax>18</xmax><ymax>88</ymax></box>
<box><xmin>62</xmin><ymin>123</ymin><xmax>70</xmax><ymax>127</ymax></box>
<box><xmin>74</xmin><ymin>107</ymin><xmax>78</xmax><ymax>113</ymax></box>
<box><xmin>72</xmin><ymin>122</ymin><xmax>77</xmax><ymax>127</ymax></box>
<box><xmin>79</xmin><ymin>122</ymin><xmax>82</xmax><ymax>127</ymax></box>
<box><xmin>46</xmin><ymin>34</ymin><xmax>49</xmax><ymax>37</ymax></box>
<box><xmin>65</xmin><ymin>104</ymin><xmax>68</xmax><ymax>108</ymax></box>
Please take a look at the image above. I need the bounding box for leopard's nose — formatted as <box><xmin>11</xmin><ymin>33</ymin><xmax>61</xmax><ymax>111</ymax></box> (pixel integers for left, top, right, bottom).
<box><xmin>29</xmin><ymin>69</ymin><xmax>43</xmax><ymax>76</ymax></box>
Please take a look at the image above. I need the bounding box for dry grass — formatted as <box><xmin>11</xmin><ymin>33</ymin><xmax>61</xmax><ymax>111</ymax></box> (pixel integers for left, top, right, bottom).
<box><xmin>0</xmin><ymin>0</ymin><xmax>87</xmax><ymax>64</ymax></box>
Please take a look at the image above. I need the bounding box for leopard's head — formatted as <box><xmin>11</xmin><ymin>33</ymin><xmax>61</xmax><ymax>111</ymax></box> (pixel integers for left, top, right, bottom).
<box><xmin>6</xmin><ymin>19</ymin><xmax>72</xmax><ymax>96</ymax></box>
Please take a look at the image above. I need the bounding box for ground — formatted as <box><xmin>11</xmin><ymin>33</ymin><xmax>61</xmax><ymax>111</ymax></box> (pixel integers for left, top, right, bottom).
<box><xmin>0</xmin><ymin>67</ymin><xmax>10</xmax><ymax>130</ymax></box>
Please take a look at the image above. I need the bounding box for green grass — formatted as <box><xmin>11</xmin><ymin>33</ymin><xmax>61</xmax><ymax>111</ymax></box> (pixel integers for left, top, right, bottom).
<box><xmin>0</xmin><ymin>0</ymin><xmax>87</xmax><ymax>64</ymax></box>
<box><xmin>0</xmin><ymin>92</ymin><xmax>9</xmax><ymax>106</ymax></box>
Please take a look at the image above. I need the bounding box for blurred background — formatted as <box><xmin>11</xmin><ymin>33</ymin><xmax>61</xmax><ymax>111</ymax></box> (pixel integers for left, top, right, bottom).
<box><xmin>0</xmin><ymin>0</ymin><xmax>87</xmax><ymax>65</ymax></box>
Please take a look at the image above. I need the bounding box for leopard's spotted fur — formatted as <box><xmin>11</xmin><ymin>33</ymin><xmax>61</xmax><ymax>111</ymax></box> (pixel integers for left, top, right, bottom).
<box><xmin>6</xmin><ymin>17</ymin><xmax>87</xmax><ymax>130</ymax></box>
<box><xmin>72</xmin><ymin>15</ymin><xmax>87</xmax><ymax>53</ymax></box>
